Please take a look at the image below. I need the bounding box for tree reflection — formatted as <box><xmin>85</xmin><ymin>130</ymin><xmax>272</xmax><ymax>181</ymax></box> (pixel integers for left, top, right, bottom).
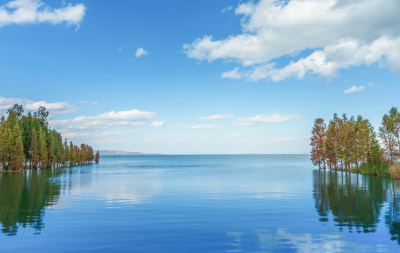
<box><xmin>313</xmin><ymin>170</ymin><xmax>391</xmax><ymax>233</ymax></box>
<box><xmin>0</xmin><ymin>169</ymin><xmax>62</xmax><ymax>236</ymax></box>
<box><xmin>385</xmin><ymin>180</ymin><xmax>400</xmax><ymax>244</ymax></box>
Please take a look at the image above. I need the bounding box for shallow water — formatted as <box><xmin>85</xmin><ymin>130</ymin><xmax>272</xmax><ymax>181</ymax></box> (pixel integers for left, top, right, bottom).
<box><xmin>0</xmin><ymin>155</ymin><xmax>399</xmax><ymax>252</ymax></box>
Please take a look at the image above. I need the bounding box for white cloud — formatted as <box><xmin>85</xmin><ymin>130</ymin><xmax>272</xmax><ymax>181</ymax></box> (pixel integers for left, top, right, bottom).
<box><xmin>236</xmin><ymin>113</ymin><xmax>300</xmax><ymax>126</ymax></box>
<box><xmin>271</xmin><ymin>136</ymin><xmax>309</xmax><ymax>142</ymax></box>
<box><xmin>63</xmin><ymin>130</ymin><xmax>136</xmax><ymax>139</ymax></box>
<box><xmin>0</xmin><ymin>0</ymin><xmax>86</xmax><ymax>28</ymax></box>
<box><xmin>50</xmin><ymin>109</ymin><xmax>155</xmax><ymax>131</ymax></box>
<box><xmin>135</xmin><ymin>47</ymin><xmax>148</xmax><ymax>58</ymax></box>
<box><xmin>199</xmin><ymin>114</ymin><xmax>234</xmax><ymax>120</ymax></box>
<box><xmin>143</xmin><ymin>137</ymin><xmax>185</xmax><ymax>143</ymax></box>
<box><xmin>25</xmin><ymin>101</ymin><xmax>77</xmax><ymax>116</ymax></box>
<box><xmin>150</xmin><ymin>121</ymin><xmax>165</xmax><ymax>127</ymax></box>
<box><xmin>0</xmin><ymin>97</ymin><xmax>25</xmax><ymax>109</ymax></box>
<box><xmin>183</xmin><ymin>0</ymin><xmax>400</xmax><ymax>81</ymax></box>
<box><xmin>0</xmin><ymin>96</ymin><xmax>76</xmax><ymax>117</ymax></box>
<box><xmin>344</xmin><ymin>85</ymin><xmax>365</xmax><ymax>94</ymax></box>
<box><xmin>221</xmin><ymin>67</ymin><xmax>242</xmax><ymax>79</ymax></box>
<box><xmin>221</xmin><ymin>5</ymin><xmax>232</xmax><ymax>13</ymax></box>
<box><xmin>189</xmin><ymin>124</ymin><xmax>217</xmax><ymax>130</ymax></box>
<box><xmin>78</xmin><ymin>100</ymin><xmax>98</xmax><ymax>105</ymax></box>
<box><xmin>224</xmin><ymin>133</ymin><xmax>243</xmax><ymax>139</ymax></box>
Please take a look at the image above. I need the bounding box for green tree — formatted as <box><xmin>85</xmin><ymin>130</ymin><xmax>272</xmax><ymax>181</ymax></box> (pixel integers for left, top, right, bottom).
<box><xmin>31</xmin><ymin>129</ymin><xmax>40</xmax><ymax>169</ymax></box>
<box><xmin>6</xmin><ymin>111</ymin><xmax>25</xmax><ymax>170</ymax></box>
<box><xmin>379</xmin><ymin>107</ymin><xmax>400</xmax><ymax>163</ymax></box>
<box><xmin>38</xmin><ymin>129</ymin><xmax>48</xmax><ymax>168</ymax></box>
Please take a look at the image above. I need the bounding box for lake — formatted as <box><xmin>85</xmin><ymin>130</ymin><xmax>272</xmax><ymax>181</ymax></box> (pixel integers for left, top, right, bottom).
<box><xmin>0</xmin><ymin>155</ymin><xmax>399</xmax><ymax>252</ymax></box>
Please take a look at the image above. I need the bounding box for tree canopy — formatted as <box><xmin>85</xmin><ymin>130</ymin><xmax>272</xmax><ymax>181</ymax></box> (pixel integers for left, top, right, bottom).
<box><xmin>0</xmin><ymin>104</ymin><xmax>97</xmax><ymax>171</ymax></box>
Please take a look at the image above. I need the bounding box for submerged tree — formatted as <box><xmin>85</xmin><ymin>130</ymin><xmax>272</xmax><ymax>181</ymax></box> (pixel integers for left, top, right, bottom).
<box><xmin>311</xmin><ymin>111</ymin><xmax>385</xmax><ymax>173</ymax></box>
<box><xmin>0</xmin><ymin>105</ymin><xmax>96</xmax><ymax>170</ymax></box>
<box><xmin>310</xmin><ymin>118</ymin><xmax>326</xmax><ymax>169</ymax></box>
<box><xmin>95</xmin><ymin>151</ymin><xmax>100</xmax><ymax>164</ymax></box>
<box><xmin>380</xmin><ymin>107</ymin><xmax>400</xmax><ymax>163</ymax></box>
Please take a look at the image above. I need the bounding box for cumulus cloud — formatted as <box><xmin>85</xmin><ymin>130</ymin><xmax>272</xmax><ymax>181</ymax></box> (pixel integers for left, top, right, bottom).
<box><xmin>135</xmin><ymin>47</ymin><xmax>148</xmax><ymax>58</ymax></box>
<box><xmin>50</xmin><ymin>109</ymin><xmax>155</xmax><ymax>131</ymax></box>
<box><xmin>0</xmin><ymin>0</ymin><xmax>86</xmax><ymax>28</ymax></box>
<box><xmin>25</xmin><ymin>101</ymin><xmax>77</xmax><ymax>116</ymax></box>
<box><xmin>0</xmin><ymin>97</ymin><xmax>25</xmax><ymax>109</ymax></box>
<box><xmin>344</xmin><ymin>85</ymin><xmax>365</xmax><ymax>94</ymax></box>
<box><xmin>150</xmin><ymin>121</ymin><xmax>165</xmax><ymax>127</ymax></box>
<box><xmin>184</xmin><ymin>0</ymin><xmax>400</xmax><ymax>81</ymax></box>
<box><xmin>0</xmin><ymin>96</ymin><xmax>76</xmax><ymax>117</ymax></box>
<box><xmin>235</xmin><ymin>113</ymin><xmax>300</xmax><ymax>126</ymax></box>
<box><xmin>199</xmin><ymin>114</ymin><xmax>234</xmax><ymax>120</ymax></box>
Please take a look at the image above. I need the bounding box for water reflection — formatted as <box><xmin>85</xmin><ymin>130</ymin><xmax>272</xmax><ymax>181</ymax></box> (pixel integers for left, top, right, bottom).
<box><xmin>385</xmin><ymin>180</ymin><xmax>400</xmax><ymax>244</ymax></box>
<box><xmin>313</xmin><ymin>169</ymin><xmax>400</xmax><ymax>242</ymax></box>
<box><xmin>0</xmin><ymin>169</ymin><xmax>62</xmax><ymax>236</ymax></box>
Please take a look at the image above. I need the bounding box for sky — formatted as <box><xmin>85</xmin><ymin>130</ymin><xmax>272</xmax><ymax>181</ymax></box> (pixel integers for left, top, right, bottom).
<box><xmin>1</xmin><ymin>0</ymin><xmax>400</xmax><ymax>154</ymax></box>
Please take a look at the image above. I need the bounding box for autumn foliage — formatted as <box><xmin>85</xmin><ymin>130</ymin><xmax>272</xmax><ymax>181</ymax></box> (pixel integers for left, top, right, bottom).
<box><xmin>310</xmin><ymin>108</ymin><xmax>400</xmax><ymax>177</ymax></box>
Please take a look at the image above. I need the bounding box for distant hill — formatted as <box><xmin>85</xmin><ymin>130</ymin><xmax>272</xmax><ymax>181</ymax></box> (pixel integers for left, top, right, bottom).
<box><xmin>98</xmin><ymin>150</ymin><xmax>162</xmax><ymax>156</ymax></box>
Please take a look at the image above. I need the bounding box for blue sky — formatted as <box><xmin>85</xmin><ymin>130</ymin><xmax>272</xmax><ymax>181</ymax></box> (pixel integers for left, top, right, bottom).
<box><xmin>1</xmin><ymin>0</ymin><xmax>400</xmax><ymax>154</ymax></box>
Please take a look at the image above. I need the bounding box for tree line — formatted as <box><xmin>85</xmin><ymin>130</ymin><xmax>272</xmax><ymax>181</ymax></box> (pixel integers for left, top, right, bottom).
<box><xmin>310</xmin><ymin>107</ymin><xmax>400</xmax><ymax>177</ymax></box>
<box><xmin>0</xmin><ymin>104</ymin><xmax>100</xmax><ymax>171</ymax></box>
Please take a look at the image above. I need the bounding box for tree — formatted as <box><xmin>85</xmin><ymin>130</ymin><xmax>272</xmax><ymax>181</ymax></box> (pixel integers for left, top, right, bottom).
<box><xmin>69</xmin><ymin>142</ymin><xmax>76</xmax><ymax>166</ymax></box>
<box><xmin>7</xmin><ymin>104</ymin><xmax>24</xmax><ymax>118</ymax></box>
<box><xmin>379</xmin><ymin>107</ymin><xmax>400</xmax><ymax>163</ymax></box>
<box><xmin>6</xmin><ymin>112</ymin><xmax>25</xmax><ymax>170</ymax></box>
<box><xmin>311</xmin><ymin>112</ymin><xmax>384</xmax><ymax>172</ymax></box>
<box><xmin>95</xmin><ymin>151</ymin><xmax>100</xmax><ymax>164</ymax></box>
<box><xmin>33</xmin><ymin>106</ymin><xmax>49</xmax><ymax>129</ymax></box>
<box><xmin>325</xmin><ymin>114</ymin><xmax>339</xmax><ymax>169</ymax></box>
<box><xmin>47</xmin><ymin>131</ymin><xmax>56</xmax><ymax>168</ymax></box>
<box><xmin>38</xmin><ymin>129</ymin><xmax>48</xmax><ymax>168</ymax></box>
<box><xmin>310</xmin><ymin>118</ymin><xmax>326</xmax><ymax>169</ymax></box>
<box><xmin>20</xmin><ymin>113</ymin><xmax>33</xmax><ymax>166</ymax></box>
<box><xmin>0</xmin><ymin>105</ymin><xmax>95</xmax><ymax>170</ymax></box>
<box><xmin>31</xmin><ymin>129</ymin><xmax>40</xmax><ymax>169</ymax></box>
<box><xmin>0</xmin><ymin>116</ymin><xmax>9</xmax><ymax>170</ymax></box>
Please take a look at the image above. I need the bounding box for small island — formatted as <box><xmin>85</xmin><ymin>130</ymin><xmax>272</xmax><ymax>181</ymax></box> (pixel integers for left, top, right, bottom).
<box><xmin>310</xmin><ymin>106</ymin><xmax>400</xmax><ymax>179</ymax></box>
<box><xmin>0</xmin><ymin>104</ymin><xmax>99</xmax><ymax>171</ymax></box>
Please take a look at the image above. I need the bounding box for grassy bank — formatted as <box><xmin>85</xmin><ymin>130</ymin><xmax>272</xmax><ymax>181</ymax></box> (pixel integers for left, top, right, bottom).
<box><xmin>329</xmin><ymin>162</ymin><xmax>400</xmax><ymax>179</ymax></box>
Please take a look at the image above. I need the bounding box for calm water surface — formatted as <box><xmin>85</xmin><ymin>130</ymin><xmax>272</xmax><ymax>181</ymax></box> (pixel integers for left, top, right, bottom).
<box><xmin>0</xmin><ymin>155</ymin><xmax>399</xmax><ymax>252</ymax></box>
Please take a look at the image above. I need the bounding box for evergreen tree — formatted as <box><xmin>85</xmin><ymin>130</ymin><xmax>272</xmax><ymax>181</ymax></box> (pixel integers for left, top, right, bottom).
<box><xmin>0</xmin><ymin>105</ymin><xmax>95</xmax><ymax>170</ymax></box>
<box><xmin>31</xmin><ymin>129</ymin><xmax>40</xmax><ymax>169</ymax></box>
<box><xmin>0</xmin><ymin>116</ymin><xmax>10</xmax><ymax>170</ymax></box>
<box><xmin>6</xmin><ymin>112</ymin><xmax>25</xmax><ymax>170</ymax></box>
<box><xmin>69</xmin><ymin>142</ymin><xmax>76</xmax><ymax>166</ymax></box>
<box><xmin>38</xmin><ymin>129</ymin><xmax>48</xmax><ymax>168</ymax></box>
